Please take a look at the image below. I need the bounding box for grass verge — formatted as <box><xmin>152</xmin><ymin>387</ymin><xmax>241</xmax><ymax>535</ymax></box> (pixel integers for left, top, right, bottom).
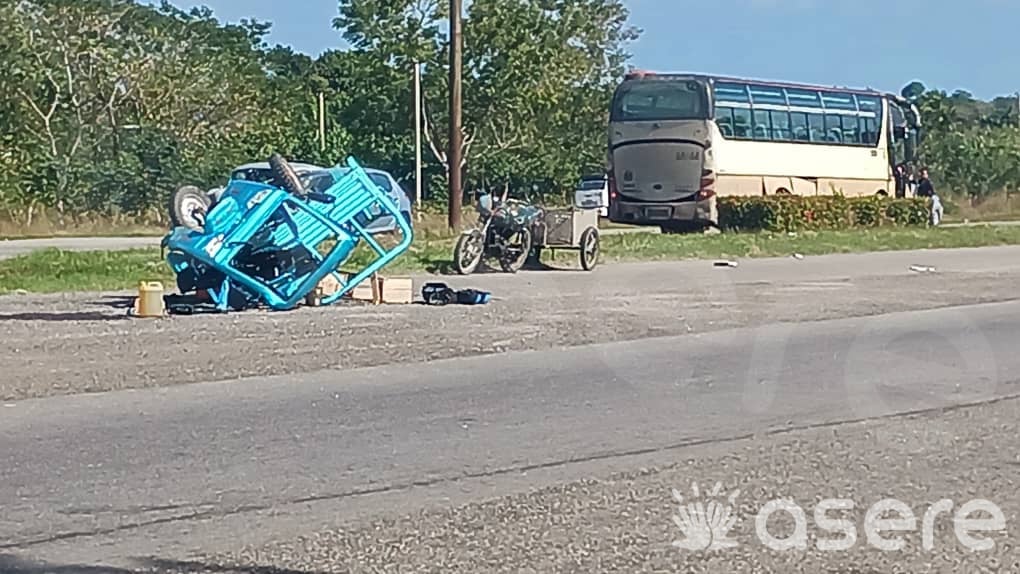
<box><xmin>4</xmin><ymin>224</ymin><xmax>1020</xmax><ymax>294</ymax></box>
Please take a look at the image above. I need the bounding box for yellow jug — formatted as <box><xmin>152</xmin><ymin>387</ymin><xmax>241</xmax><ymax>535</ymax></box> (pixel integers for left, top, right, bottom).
<box><xmin>135</xmin><ymin>281</ymin><xmax>165</xmax><ymax>318</ymax></box>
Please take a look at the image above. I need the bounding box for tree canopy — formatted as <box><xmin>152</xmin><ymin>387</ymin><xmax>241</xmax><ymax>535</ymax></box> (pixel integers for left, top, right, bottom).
<box><xmin>0</xmin><ymin>0</ymin><xmax>1015</xmax><ymax>226</ymax></box>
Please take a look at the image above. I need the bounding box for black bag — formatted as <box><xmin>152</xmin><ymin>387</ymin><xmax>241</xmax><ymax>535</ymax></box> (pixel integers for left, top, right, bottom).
<box><xmin>422</xmin><ymin>282</ymin><xmax>457</xmax><ymax>306</ymax></box>
<box><xmin>421</xmin><ymin>282</ymin><xmax>491</xmax><ymax>306</ymax></box>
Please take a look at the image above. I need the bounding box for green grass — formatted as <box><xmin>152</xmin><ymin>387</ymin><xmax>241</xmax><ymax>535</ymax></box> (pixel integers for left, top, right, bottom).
<box><xmin>5</xmin><ymin>224</ymin><xmax>1020</xmax><ymax>294</ymax></box>
<box><xmin>0</xmin><ymin>248</ymin><xmax>175</xmax><ymax>293</ymax></box>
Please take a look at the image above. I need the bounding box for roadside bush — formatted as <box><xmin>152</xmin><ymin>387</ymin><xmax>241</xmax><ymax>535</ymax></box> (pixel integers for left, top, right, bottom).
<box><xmin>718</xmin><ymin>195</ymin><xmax>928</xmax><ymax>232</ymax></box>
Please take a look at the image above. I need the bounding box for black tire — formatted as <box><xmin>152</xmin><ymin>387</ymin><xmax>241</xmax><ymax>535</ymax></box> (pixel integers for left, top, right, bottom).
<box><xmin>579</xmin><ymin>227</ymin><xmax>599</xmax><ymax>271</ymax></box>
<box><xmin>453</xmin><ymin>231</ymin><xmax>484</xmax><ymax>275</ymax></box>
<box><xmin>499</xmin><ymin>226</ymin><xmax>533</xmax><ymax>274</ymax></box>
<box><xmin>268</xmin><ymin>152</ymin><xmax>306</xmax><ymax>197</ymax></box>
<box><xmin>169</xmin><ymin>185</ymin><xmax>211</xmax><ymax>231</ymax></box>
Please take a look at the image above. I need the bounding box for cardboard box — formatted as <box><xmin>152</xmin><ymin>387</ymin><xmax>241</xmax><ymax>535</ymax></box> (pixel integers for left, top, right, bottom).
<box><xmin>349</xmin><ymin>275</ymin><xmax>379</xmax><ymax>303</ymax></box>
<box><xmin>307</xmin><ymin>272</ymin><xmax>412</xmax><ymax>306</ymax></box>
<box><xmin>305</xmin><ymin>273</ymin><xmax>343</xmax><ymax>307</ymax></box>
<box><xmin>376</xmin><ymin>275</ymin><xmax>413</xmax><ymax>304</ymax></box>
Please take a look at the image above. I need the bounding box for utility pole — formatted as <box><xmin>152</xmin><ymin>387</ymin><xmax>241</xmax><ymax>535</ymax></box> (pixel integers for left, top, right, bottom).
<box><xmin>447</xmin><ymin>0</ymin><xmax>463</xmax><ymax>230</ymax></box>
<box><xmin>413</xmin><ymin>61</ymin><xmax>423</xmax><ymax>221</ymax></box>
<box><xmin>318</xmin><ymin>92</ymin><xmax>326</xmax><ymax>152</ymax></box>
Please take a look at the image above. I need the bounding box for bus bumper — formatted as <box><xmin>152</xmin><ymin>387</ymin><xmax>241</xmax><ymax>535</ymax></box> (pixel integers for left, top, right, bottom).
<box><xmin>609</xmin><ymin>196</ymin><xmax>718</xmax><ymax>228</ymax></box>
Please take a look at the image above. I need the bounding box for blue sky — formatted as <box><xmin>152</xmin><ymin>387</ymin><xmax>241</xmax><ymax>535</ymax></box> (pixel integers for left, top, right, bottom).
<box><xmin>161</xmin><ymin>0</ymin><xmax>1014</xmax><ymax>100</ymax></box>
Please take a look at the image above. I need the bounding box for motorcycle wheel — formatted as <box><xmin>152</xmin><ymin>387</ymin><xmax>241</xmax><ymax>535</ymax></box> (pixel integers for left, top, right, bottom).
<box><xmin>170</xmin><ymin>185</ymin><xmax>211</xmax><ymax>232</ymax></box>
<box><xmin>499</xmin><ymin>226</ymin><xmax>533</xmax><ymax>274</ymax></box>
<box><xmin>268</xmin><ymin>152</ymin><xmax>307</xmax><ymax>197</ymax></box>
<box><xmin>453</xmin><ymin>231</ymin><xmax>484</xmax><ymax>275</ymax></box>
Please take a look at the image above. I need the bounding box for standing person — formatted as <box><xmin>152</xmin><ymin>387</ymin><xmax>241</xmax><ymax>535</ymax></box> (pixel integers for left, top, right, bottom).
<box><xmin>894</xmin><ymin>163</ymin><xmax>907</xmax><ymax>198</ymax></box>
<box><xmin>915</xmin><ymin>168</ymin><xmax>942</xmax><ymax>225</ymax></box>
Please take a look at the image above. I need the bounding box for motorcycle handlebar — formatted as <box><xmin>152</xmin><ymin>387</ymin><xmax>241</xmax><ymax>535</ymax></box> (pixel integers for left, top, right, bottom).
<box><xmin>305</xmin><ymin>192</ymin><xmax>335</xmax><ymax>204</ymax></box>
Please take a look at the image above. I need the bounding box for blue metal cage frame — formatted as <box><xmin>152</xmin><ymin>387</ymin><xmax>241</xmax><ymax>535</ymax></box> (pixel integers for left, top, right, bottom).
<box><xmin>164</xmin><ymin>156</ymin><xmax>413</xmax><ymax>311</ymax></box>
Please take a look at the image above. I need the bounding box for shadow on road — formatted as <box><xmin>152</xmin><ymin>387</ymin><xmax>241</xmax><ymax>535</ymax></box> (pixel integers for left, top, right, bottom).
<box><xmin>423</xmin><ymin>254</ymin><xmax>575</xmax><ymax>275</ymax></box>
<box><xmin>85</xmin><ymin>295</ymin><xmax>137</xmax><ymax>310</ymax></box>
<box><xmin>0</xmin><ymin>311</ymin><xmax>127</xmax><ymax>322</ymax></box>
<box><xmin>0</xmin><ymin>555</ymin><xmax>321</xmax><ymax>574</ymax></box>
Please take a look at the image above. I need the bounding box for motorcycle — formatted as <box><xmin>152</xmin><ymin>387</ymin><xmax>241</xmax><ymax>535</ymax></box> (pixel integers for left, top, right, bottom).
<box><xmin>453</xmin><ymin>188</ymin><xmax>544</xmax><ymax>275</ymax></box>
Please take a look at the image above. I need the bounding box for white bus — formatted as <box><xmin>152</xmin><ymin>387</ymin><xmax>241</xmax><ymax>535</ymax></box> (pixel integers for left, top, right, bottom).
<box><xmin>606</xmin><ymin>71</ymin><xmax>923</xmax><ymax>232</ymax></box>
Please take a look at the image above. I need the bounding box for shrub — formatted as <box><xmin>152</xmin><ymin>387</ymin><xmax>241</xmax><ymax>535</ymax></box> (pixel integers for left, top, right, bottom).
<box><xmin>718</xmin><ymin>195</ymin><xmax>928</xmax><ymax>232</ymax></box>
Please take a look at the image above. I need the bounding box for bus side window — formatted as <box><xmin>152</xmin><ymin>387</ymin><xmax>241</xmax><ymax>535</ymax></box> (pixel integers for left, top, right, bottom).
<box><xmin>753</xmin><ymin>109</ymin><xmax>771</xmax><ymax>140</ymax></box>
<box><xmin>824</xmin><ymin>115</ymin><xmax>842</xmax><ymax>143</ymax></box>
<box><xmin>790</xmin><ymin>112</ymin><xmax>809</xmax><ymax>141</ymax></box>
<box><xmin>841</xmin><ymin>116</ymin><xmax>860</xmax><ymax>144</ymax></box>
<box><xmin>858</xmin><ymin>117</ymin><xmax>878</xmax><ymax>145</ymax></box>
<box><xmin>770</xmin><ymin>111</ymin><xmax>791</xmax><ymax>140</ymax></box>
<box><xmin>716</xmin><ymin>107</ymin><xmax>735</xmax><ymax>137</ymax></box>
<box><xmin>732</xmin><ymin>108</ymin><xmax>752</xmax><ymax>139</ymax></box>
<box><xmin>807</xmin><ymin>113</ymin><xmax>826</xmax><ymax>142</ymax></box>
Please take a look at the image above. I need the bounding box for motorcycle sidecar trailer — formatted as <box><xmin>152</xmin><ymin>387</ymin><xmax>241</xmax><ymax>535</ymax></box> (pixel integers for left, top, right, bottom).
<box><xmin>532</xmin><ymin>206</ymin><xmax>600</xmax><ymax>271</ymax></box>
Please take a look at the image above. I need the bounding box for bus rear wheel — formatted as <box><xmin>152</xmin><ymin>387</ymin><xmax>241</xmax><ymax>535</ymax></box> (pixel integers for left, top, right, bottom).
<box><xmin>660</xmin><ymin>221</ymin><xmax>710</xmax><ymax>235</ymax></box>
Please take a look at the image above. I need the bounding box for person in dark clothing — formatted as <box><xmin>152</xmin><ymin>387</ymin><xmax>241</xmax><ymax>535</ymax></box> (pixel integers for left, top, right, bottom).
<box><xmin>915</xmin><ymin>168</ymin><xmax>942</xmax><ymax>225</ymax></box>
<box><xmin>894</xmin><ymin>163</ymin><xmax>907</xmax><ymax>198</ymax></box>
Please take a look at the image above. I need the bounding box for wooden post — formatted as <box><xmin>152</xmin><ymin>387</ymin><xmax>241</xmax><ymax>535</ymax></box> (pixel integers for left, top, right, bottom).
<box><xmin>447</xmin><ymin>0</ymin><xmax>464</xmax><ymax>230</ymax></box>
<box><xmin>318</xmin><ymin>92</ymin><xmax>326</xmax><ymax>152</ymax></box>
<box><xmin>413</xmin><ymin>61</ymin><xmax>423</xmax><ymax>222</ymax></box>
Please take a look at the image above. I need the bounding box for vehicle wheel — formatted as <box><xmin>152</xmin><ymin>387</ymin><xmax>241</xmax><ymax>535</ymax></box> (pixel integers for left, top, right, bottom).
<box><xmin>499</xmin><ymin>226</ymin><xmax>533</xmax><ymax>274</ymax></box>
<box><xmin>169</xmin><ymin>185</ymin><xmax>211</xmax><ymax>232</ymax></box>
<box><xmin>579</xmin><ymin>227</ymin><xmax>599</xmax><ymax>271</ymax></box>
<box><xmin>453</xmin><ymin>231</ymin><xmax>484</xmax><ymax>275</ymax></box>
<box><xmin>660</xmin><ymin>222</ymin><xmax>697</xmax><ymax>234</ymax></box>
<box><xmin>268</xmin><ymin>152</ymin><xmax>306</xmax><ymax>197</ymax></box>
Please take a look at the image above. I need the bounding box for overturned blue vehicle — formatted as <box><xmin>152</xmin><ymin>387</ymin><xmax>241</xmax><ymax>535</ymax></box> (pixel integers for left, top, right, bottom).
<box><xmin>161</xmin><ymin>154</ymin><xmax>413</xmax><ymax>312</ymax></box>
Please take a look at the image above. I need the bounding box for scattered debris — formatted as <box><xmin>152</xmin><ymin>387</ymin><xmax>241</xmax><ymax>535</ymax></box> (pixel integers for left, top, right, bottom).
<box><xmin>421</xmin><ymin>282</ymin><xmax>491</xmax><ymax>306</ymax></box>
<box><xmin>129</xmin><ymin>281</ymin><xmax>167</xmax><ymax>318</ymax></box>
<box><xmin>792</xmin><ymin>253</ymin><xmax>804</xmax><ymax>260</ymax></box>
<box><xmin>909</xmin><ymin>265</ymin><xmax>937</xmax><ymax>273</ymax></box>
<box><xmin>306</xmin><ymin>273</ymin><xmax>413</xmax><ymax>306</ymax></box>
<box><xmin>13</xmin><ymin>289</ymin><xmax>28</xmax><ymax>296</ymax></box>
<box><xmin>714</xmin><ymin>260</ymin><xmax>738</xmax><ymax>268</ymax></box>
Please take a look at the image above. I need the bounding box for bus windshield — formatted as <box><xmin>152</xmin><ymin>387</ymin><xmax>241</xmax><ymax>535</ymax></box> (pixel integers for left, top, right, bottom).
<box><xmin>611</xmin><ymin>78</ymin><xmax>709</xmax><ymax>122</ymax></box>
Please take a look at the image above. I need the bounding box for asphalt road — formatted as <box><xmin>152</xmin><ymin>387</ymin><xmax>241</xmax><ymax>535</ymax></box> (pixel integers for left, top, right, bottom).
<box><xmin>4</xmin><ymin>219</ymin><xmax>1020</xmax><ymax>260</ymax></box>
<box><xmin>0</xmin><ymin>236</ymin><xmax>164</xmax><ymax>260</ymax></box>
<box><xmin>3</xmin><ymin>295</ymin><xmax>1019</xmax><ymax>571</ymax></box>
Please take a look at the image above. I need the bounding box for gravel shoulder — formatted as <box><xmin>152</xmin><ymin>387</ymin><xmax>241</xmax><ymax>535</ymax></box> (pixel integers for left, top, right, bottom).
<box><xmin>3</xmin><ymin>246</ymin><xmax>1020</xmax><ymax>402</ymax></box>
